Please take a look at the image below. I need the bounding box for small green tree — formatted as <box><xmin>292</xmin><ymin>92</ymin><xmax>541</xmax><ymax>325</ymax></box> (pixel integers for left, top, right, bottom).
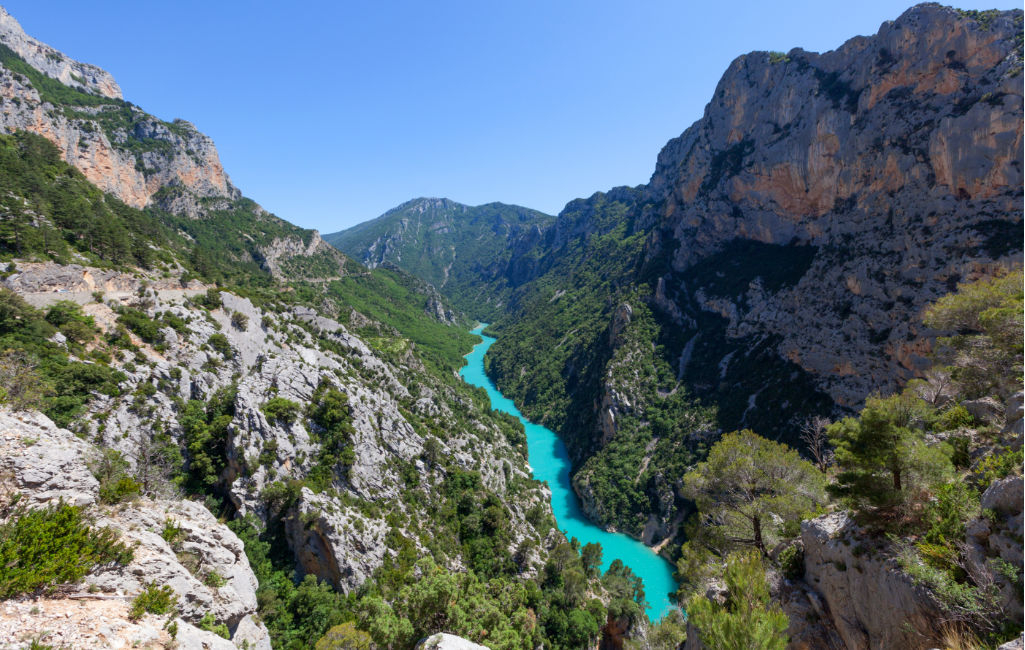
<box><xmin>315</xmin><ymin>622</ymin><xmax>373</xmax><ymax>649</ymax></box>
<box><xmin>829</xmin><ymin>391</ymin><xmax>953</xmax><ymax>514</ymax></box>
<box><xmin>682</xmin><ymin>430</ymin><xmax>826</xmax><ymax>555</ymax></box>
<box><xmin>924</xmin><ymin>269</ymin><xmax>1023</xmax><ymax>399</ymax></box>
<box><xmin>686</xmin><ymin>550</ymin><xmax>789</xmax><ymax>650</ymax></box>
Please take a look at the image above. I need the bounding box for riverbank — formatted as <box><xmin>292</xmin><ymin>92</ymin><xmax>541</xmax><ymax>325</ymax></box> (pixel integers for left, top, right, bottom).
<box><xmin>459</xmin><ymin>324</ymin><xmax>680</xmax><ymax>620</ymax></box>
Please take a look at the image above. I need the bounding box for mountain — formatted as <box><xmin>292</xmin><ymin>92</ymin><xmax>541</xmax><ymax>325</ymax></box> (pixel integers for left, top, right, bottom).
<box><xmin>339</xmin><ymin>5</ymin><xmax>1024</xmax><ymax>547</ymax></box>
<box><xmin>0</xmin><ymin>7</ymin><xmax>640</xmax><ymax>650</ymax></box>
<box><xmin>325</xmin><ymin>198</ymin><xmax>554</xmax><ymax>318</ymax></box>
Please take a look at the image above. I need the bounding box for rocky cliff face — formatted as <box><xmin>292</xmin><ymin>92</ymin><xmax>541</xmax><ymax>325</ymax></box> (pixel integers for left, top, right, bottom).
<box><xmin>0</xmin><ymin>6</ymin><xmax>120</xmax><ymax>98</ymax></box>
<box><xmin>644</xmin><ymin>4</ymin><xmax>1022</xmax><ymax>413</ymax></box>
<box><xmin>0</xmin><ymin>6</ymin><xmax>239</xmax><ymax>213</ymax></box>
<box><xmin>0</xmin><ymin>408</ymin><xmax>272</xmax><ymax>649</ymax></box>
<box><xmin>480</xmin><ymin>4</ymin><xmax>1023</xmax><ymax>542</ymax></box>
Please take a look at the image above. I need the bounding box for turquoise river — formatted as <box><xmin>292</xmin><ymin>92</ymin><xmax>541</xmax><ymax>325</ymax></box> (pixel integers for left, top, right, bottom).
<box><xmin>460</xmin><ymin>324</ymin><xmax>680</xmax><ymax>620</ymax></box>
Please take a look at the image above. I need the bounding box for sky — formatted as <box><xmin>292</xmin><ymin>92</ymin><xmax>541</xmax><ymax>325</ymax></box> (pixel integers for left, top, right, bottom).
<box><xmin>1</xmin><ymin>1</ymin><xmax>1019</xmax><ymax>232</ymax></box>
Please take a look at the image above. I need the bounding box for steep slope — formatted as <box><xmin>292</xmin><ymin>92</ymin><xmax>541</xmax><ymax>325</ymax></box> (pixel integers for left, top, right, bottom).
<box><xmin>479</xmin><ymin>4</ymin><xmax>1024</xmax><ymax>541</ymax></box>
<box><xmin>0</xmin><ymin>8</ymin><xmax>648</xmax><ymax>649</ymax></box>
<box><xmin>325</xmin><ymin>198</ymin><xmax>553</xmax><ymax>318</ymax></box>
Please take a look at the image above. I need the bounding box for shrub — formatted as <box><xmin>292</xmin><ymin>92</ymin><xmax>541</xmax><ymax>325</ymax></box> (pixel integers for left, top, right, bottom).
<box><xmin>230</xmin><ymin>311</ymin><xmax>249</xmax><ymax>330</ymax></box>
<box><xmin>777</xmin><ymin>545</ymin><xmax>804</xmax><ymax>581</ymax></box>
<box><xmin>99</xmin><ymin>476</ymin><xmax>142</xmax><ymax>504</ymax></box>
<box><xmin>935</xmin><ymin>405</ymin><xmax>975</xmax><ymax>431</ymax></box>
<box><xmin>129</xmin><ymin>582</ymin><xmax>178</xmax><ymax>620</ymax></box>
<box><xmin>261</xmin><ymin>397</ymin><xmax>303</xmax><ymax>425</ymax></box>
<box><xmin>0</xmin><ymin>499</ymin><xmax>133</xmax><ymax>598</ymax></box>
<box><xmin>198</xmin><ymin>611</ymin><xmax>229</xmax><ymax>638</ymax></box>
<box><xmin>207</xmin><ymin>333</ymin><xmax>233</xmax><ymax>358</ymax></box>
<box><xmin>92</xmin><ymin>449</ymin><xmax>141</xmax><ymax>504</ymax></box>
<box><xmin>161</xmin><ymin>518</ymin><xmax>184</xmax><ymax>548</ymax></box>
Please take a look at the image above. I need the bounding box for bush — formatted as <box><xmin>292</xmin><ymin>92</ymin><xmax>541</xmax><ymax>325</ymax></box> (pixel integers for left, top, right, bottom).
<box><xmin>261</xmin><ymin>397</ymin><xmax>303</xmax><ymax>425</ymax></box>
<box><xmin>92</xmin><ymin>449</ymin><xmax>141</xmax><ymax>504</ymax></box>
<box><xmin>198</xmin><ymin>611</ymin><xmax>229</xmax><ymax>638</ymax></box>
<box><xmin>129</xmin><ymin>582</ymin><xmax>178</xmax><ymax>620</ymax></box>
<box><xmin>230</xmin><ymin>311</ymin><xmax>249</xmax><ymax>330</ymax></box>
<box><xmin>777</xmin><ymin>545</ymin><xmax>804</xmax><ymax>581</ymax></box>
<box><xmin>207</xmin><ymin>333</ymin><xmax>233</xmax><ymax>358</ymax></box>
<box><xmin>99</xmin><ymin>476</ymin><xmax>142</xmax><ymax>504</ymax></box>
<box><xmin>0</xmin><ymin>499</ymin><xmax>133</xmax><ymax>598</ymax></box>
<box><xmin>161</xmin><ymin>518</ymin><xmax>184</xmax><ymax>548</ymax></box>
<box><xmin>935</xmin><ymin>405</ymin><xmax>975</xmax><ymax>431</ymax></box>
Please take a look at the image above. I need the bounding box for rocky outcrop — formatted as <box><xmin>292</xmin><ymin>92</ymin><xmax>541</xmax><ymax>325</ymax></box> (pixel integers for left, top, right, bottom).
<box><xmin>0</xmin><ymin>8</ymin><xmax>239</xmax><ymax>213</ymax></box>
<box><xmin>0</xmin><ymin>6</ymin><xmax>120</xmax><ymax>98</ymax></box>
<box><xmin>415</xmin><ymin>632</ymin><xmax>490</xmax><ymax>650</ymax></box>
<box><xmin>800</xmin><ymin>512</ymin><xmax>943</xmax><ymax>649</ymax></box>
<box><xmin>645</xmin><ymin>4</ymin><xmax>1022</xmax><ymax>415</ymax></box>
<box><xmin>965</xmin><ymin>476</ymin><xmax>1024</xmax><ymax>626</ymax></box>
<box><xmin>0</xmin><ymin>406</ymin><xmax>271</xmax><ymax>649</ymax></box>
<box><xmin>73</xmin><ymin>284</ymin><xmax>550</xmax><ymax>595</ymax></box>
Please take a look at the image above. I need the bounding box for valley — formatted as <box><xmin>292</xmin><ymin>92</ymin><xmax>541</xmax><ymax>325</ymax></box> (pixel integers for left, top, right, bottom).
<box><xmin>0</xmin><ymin>2</ymin><xmax>1019</xmax><ymax>650</ymax></box>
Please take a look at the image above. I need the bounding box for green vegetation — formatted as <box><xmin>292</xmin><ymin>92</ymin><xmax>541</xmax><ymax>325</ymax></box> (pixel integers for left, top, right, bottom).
<box><xmin>923</xmin><ymin>269</ymin><xmax>1022</xmax><ymax>400</ymax></box>
<box><xmin>128</xmin><ymin>582</ymin><xmax>178</xmax><ymax>621</ymax></box>
<box><xmin>828</xmin><ymin>391</ymin><xmax>954</xmax><ymax>516</ymax></box>
<box><xmin>0</xmin><ymin>131</ymin><xmax>177</xmax><ymax>267</ymax></box>
<box><xmin>683</xmin><ymin>430</ymin><xmax>826</xmax><ymax>555</ymax></box>
<box><xmin>0</xmin><ymin>289</ymin><xmax>124</xmax><ymax>427</ymax></box>
<box><xmin>305</xmin><ymin>382</ymin><xmax>356</xmax><ymax>492</ymax></box>
<box><xmin>686</xmin><ymin>550</ymin><xmax>789</xmax><ymax>650</ymax></box>
<box><xmin>181</xmin><ymin>385</ymin><xmax>236</xmax><ymax>494</ymax></box>
<box><xmin>261</xmin><ymin>396</ymin><xmax>303</xmax><ymax>425</ymax></box>
<box><xmin>0</xmin><ymin>498</ymin><xmax>133</xmax><ymax>598</ymax></box>
<box><xmin>325</xmin><ymin>198</ymin><xmax>554</xmax><ymax>320</ymax></box>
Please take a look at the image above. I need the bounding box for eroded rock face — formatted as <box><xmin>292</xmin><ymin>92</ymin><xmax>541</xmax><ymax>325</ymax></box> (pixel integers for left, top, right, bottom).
<box><xmin>415</xmin><ymin>633</ymin><xmax>491</xmax><ymax>650</ymax></box>
<box><xmin>644</xmin><ymin>4</ymin><xmax>1023</xmax><ymax>415</ymax></box>
<box><xmin>0</xmin><ymin>7</ymin><xmax>121</xmax><ymax>98</ymax></box>
<box><xmin>0</xmin><ymin>10</ymin><xmax>238</xmax><ymax>212</ymax></box>
<box><xmin>965</xmin><ymin>476</ymin><xmax>1024</xmax><ymax>625</ymax></box>
<box><xmin>801</xmin><ymin>512</ymin><xmax>943</xmax><ymax>649</ymax></box>
<box><xmin>0</xmin><ymin>407</ymin><xmax>271</xmax><ymax>649</ymax></box>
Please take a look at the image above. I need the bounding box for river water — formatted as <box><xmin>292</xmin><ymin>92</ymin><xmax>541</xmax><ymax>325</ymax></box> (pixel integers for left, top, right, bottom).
<box><xmin>459</xmin><ymin>324</ymin><xmax>680</xmax><ymax>620</ymax></box>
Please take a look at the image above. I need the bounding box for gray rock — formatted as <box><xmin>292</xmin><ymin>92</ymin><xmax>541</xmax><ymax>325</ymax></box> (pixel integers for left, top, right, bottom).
<box><xmin>0</xmin><ymin>409</ymin><xmax>99</xmax><ymax>507</ymax></box>
<box><xmin>801</xmin><ymin>512</ymin><xmax>944</xmax><ymax>649</ymax></box>
<box><xmin>172</xmin><ymin>618</ymin><xmax>236</xmax><ymax>650</ymax></box>
<box><xmin>962</xmin><ymin>397</ymin><xmax>1005</xmax><ymax>426</ymax></box>
<box><xmin>415</xmin><ymin>633</ymin><xmax>490</xmax><ymax>650</ymax></box>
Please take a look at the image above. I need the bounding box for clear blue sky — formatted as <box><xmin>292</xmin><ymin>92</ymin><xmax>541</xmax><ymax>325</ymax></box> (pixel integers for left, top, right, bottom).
<box><xmin>2</xmin><ymin>1</ymin><xmax>1018</xmax><ymax>231</ymax></box>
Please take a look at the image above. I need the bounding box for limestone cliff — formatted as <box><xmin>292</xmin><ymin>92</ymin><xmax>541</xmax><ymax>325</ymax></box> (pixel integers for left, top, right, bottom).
<box><xmin>644</xmin><ymin>4</ymin><xmax>1023</xmax><ymax>413</ymax></box>
<box><xmin>0</xmin><ymin>5</ymin><xmax>239</xmax><ymax>213</ymax></box>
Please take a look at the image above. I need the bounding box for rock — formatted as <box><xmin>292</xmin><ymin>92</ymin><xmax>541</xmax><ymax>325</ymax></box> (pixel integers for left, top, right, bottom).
<box><xmin>962</xmin><ymin>397</ymin><xmax>1005</xmax><ymax>426</ymax></box>
<box><xmin>644</xmin><ymin>4</ymin><xmax>1022</xmax><ymax>420</ymax></box>
<box><xmin>801</xmin><ymin>512</ymin><xmax>944</xmax><ymax>649</ymax></box>
<box><xmin>88</xmin><ymin>499</ymin><xmax>259</xmax><ymax>629</ymax></box>
<box><xmin>0</xmin><ymin>409</ymin><xmax>99</xmax><ymax>507</ymax></box>
<box><xmin>0</xmin><ymin>7</ymin><xmax>121</xmax><ymax>98</ymax></box>
<box><xmin>415</xmin><ymin>632</ymin><xmax>490</xmax><ymax>650</ymax></box>
<box><xmin>232</xmin><ymin>614</ymin><xmax>273</xmax><ymax>650</ymax></box>
<box><xmin>172</xmin><ymin>618</ymin><xmax>236</xmax><ymax>650</ymax></box>
<box><xmin>982</xmin><ymin>476</ymin><xmax>1024</xmax><ymax>516</ymax></box>
<box><xmin>285</xmin><ymin>488</ymin><xmax>390</xmax><ymax>593</ymax></box>
<box><xmin>998</xmin><ymin>635</ymin><xmax>1024</xmax><ymax>650</ymax></box>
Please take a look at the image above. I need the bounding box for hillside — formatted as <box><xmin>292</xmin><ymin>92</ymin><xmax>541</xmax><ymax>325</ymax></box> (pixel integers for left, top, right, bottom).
<box><xmin>336</xmin><ymin>5</ymin><xmax>1024</xmax><ymax>548</ymax></box>
<box><xmin>0</xmin><ymin>6</ymin><xmax>645</xmax><ymax>650</ymax></box>
<box><xmin>325</xmin><ymin>198</ymin><xmax>554</xmax><ymax>318</ymax></box>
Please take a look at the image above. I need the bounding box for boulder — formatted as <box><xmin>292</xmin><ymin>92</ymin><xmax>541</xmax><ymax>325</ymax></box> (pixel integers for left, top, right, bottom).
<box><xmin>415</xmin><ymin>632</ymin><xmax>490</xmax><ymax>650</ymax></box>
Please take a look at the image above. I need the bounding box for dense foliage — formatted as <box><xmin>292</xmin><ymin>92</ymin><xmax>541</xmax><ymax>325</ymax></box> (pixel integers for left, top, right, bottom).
<box><xmin>0</xmin><ymin>498</ymin><xmax>133</xmax><ymax>598</ymax></box>
<box><xmin>325</xmin><ymin>198</ymin><xmax>554</xmax><ymax>320</ymax></box>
